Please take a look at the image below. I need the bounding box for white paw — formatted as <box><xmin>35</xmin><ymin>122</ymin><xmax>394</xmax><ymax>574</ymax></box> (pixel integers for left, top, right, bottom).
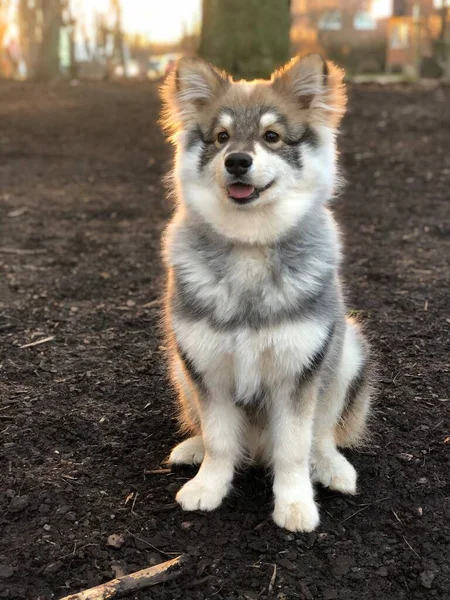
<box><xmin>311</xmin><ymin>454</ymin><xmax>357</xmax><ymax>495</ymax></box>
<box><xmin>273</xmin><ymin>499</ymin><xmax>320</xmax><ymax>532</ymax></box>
<box><xmin>176</xmin><ymin>477</ymin><xmax>227</xmax><ymax>511</ymax></box>
<box><xmin>168</xmin><ymin>437</ymin><xmax>205</xmax><ymax>466</ymax></box>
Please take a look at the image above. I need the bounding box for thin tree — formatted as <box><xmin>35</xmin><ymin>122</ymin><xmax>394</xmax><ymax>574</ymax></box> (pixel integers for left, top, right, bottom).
<box><xmin>111</xmin><ymin>0</ymin><xmax>126</xmax><ymax>75</ymax></box>
<box><xmin>439</xmin><ymin>2</ymin><xmax>448</xmax><ymax>40</ymax></box>
<box><xmin>61</xmin><ymin>0</ymin><xmax>78</xmax><ymax>79</ymax></box>
<box><xmin>18</xmin><ymin>0</ymin><xmax>38</xmax><ymax>78</ymax></box>
<box><xmin>435</xmin><ymin>1</ymin><xmax>450</xmax><ymax>80</ymax></box>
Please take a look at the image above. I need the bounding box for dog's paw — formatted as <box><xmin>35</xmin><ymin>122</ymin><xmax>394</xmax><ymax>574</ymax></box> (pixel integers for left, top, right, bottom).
<box><xmin>311</xmin><ymin>453</ymin><xmax>357</xmax><ymax>495</ymax></box>
<box><xmin>273</xmin><ymin>499</ymin><xmax>319</xmax><ymax>532</ymax></box>
<box><xmin>168</xmin><ymin>436</ymin><xmax>205</xmax><ymax>466</ymax></box>
<box><xmin>176</xmin><ymin>477</ymin><xmax>227</xmax><ymax>511</ymax></box>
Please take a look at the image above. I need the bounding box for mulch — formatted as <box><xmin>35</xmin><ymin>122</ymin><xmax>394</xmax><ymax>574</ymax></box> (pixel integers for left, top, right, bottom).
<box><xmin>0</xmin><ymin>79</ymin><xmax>449</xmax><ymax>600</ymax></box>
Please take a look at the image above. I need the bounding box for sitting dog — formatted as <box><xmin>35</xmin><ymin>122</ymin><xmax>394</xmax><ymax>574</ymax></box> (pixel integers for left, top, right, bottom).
<box><xmin>159</xmin><ymin>53</ymin><xmax>372</xmax><ymax>532</ymax></box>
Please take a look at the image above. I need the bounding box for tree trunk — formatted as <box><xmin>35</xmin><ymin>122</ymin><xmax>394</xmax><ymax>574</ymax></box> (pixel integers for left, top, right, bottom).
<box><xmin>437</xmin><ymin>6</ymin><xmax>450</xmax><ymax>81</ymax></box>
<box><xmin>67</xmin><ymin>23</ymin><xmax>78</xmax><ymax>79</ymax></box>
<box><xmin>439</xmin><ymin>6</ymin><xmax>447</xmax><ymax>40</ymax></box>
<box><xmin>35</xmin><ymin>0</ymin><xmax>62</xmax><ymax>80</ymax></box>
<box><xmin>18</xmin><ymin>0</ymin><xmax>38</xmax><ymax>78</ymax></box>
<box><xmin>112</xmin><ymin>0</ymin><xmax>126</xmax><ymax>75</ymax></box>
<box><xmin>199</xmin><ymin>0</ymin><xmax>291</xmax><ymax>79</ymax></box>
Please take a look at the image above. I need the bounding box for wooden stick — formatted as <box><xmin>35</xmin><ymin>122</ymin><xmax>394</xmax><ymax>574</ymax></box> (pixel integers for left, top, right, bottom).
<box><xmin>59</xmin><ymin>555</ymin><xmax>189</xmax><ymax>600</ymax></box>
<box><xmin>141</xmin><ymin>299</ymin><xmax>161</xmax><ymax>308</ymax></box>
<box><xmin>268</xmin><ymin>564</ymin><xmax>277</xmax><ymax>595</ymax></box>
<box><xmin>20</xmin><ymin>336</ymin><xmax>55</xmax><ymax>349</ymax></box>
<box><xmin>143</xmin><ymin>468</ymin><xmax>171</xmax><ymax>475</ymax></box>
<box><xmin>0</xmin><ymin>247</ymin><xmax>47</xmax><ymax>255</ymax></box>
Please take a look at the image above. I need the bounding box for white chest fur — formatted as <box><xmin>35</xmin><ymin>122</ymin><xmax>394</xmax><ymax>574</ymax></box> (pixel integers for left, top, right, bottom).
<box><xmin>173</xmin><ymin>316</ymin><xmax>329</xmax><ymax>402</ymax></box>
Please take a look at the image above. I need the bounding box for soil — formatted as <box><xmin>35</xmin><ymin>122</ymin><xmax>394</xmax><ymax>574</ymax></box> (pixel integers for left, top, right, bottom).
<box><xmin>0</xmin><ymin>80</ymin><xmax>449</xmax><ymax>600</ymax></box>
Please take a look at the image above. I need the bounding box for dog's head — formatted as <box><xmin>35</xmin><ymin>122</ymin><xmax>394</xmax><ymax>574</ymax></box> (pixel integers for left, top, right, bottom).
<box><xmin>161</xmin><ymin>53</ymin><xmax>346</xmax><ymax>244</ymax></box>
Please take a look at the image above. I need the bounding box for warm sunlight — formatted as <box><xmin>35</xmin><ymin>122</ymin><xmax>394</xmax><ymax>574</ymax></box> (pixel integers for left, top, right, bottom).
<box><xmin>122</xmin><ymin>0</ymin><xmax>201</xmax><ymax>43</ymax></box>
<box><xmin>74</xmin><ymin>0</ymin><xmax>201</xmax><ymax>44</ymax></box>
<box><xmin>370</xmin><ymin>0</ymin><xmax>392</xmax><ymax>19</ymax></box>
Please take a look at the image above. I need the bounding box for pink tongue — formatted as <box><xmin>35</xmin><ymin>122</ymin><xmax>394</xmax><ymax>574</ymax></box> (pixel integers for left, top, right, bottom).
<box><xmin>227</xmin><ymin>184</ymin><xmax>255</xmax><ymax>199</ymax></box>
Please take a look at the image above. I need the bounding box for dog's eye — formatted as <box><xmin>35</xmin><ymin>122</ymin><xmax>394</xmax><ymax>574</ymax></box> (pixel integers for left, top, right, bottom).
<box><xmin>263</xmin><ymin>131</ymin><xmax>280</xmax><ymax>143</ymax></box>
<box><xmin>217</xmin><ymin>132</ymin><xmax>229</xmax><ymax>144</ymax></box>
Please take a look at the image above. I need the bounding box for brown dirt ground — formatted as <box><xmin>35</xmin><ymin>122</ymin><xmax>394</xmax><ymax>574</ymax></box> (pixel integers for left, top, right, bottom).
<box><xmin>0</xmin><ymin>80</ymin><xmax>449</xmax><ymax>600</ymax></box>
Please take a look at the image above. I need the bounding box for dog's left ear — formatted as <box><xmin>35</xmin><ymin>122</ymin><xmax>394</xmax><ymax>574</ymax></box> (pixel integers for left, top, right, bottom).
<box><xmin>271</xmin><ymin>53</ymin><xmax>346</xmax><ymax>128</ymax></box>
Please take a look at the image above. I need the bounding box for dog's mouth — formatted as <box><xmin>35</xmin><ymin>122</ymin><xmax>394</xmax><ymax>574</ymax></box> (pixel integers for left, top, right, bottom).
<box><xmin>227</xmin><ymin>180</ymin><xmax>275</xmax><ymax>205</ymax></box>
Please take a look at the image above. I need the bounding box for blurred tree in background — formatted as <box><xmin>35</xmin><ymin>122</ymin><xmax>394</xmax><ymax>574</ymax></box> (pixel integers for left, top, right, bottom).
<box><xmin>110</xmin><ymin>0</ymin><xmax>126</xmax><ymax>78</ymax></box>
<box><xmin>199</xmin><ymin>0</ymin><xmax>291</xmax><ymax>79</ymax></box>
<box><xmin>436</xmin><ymin>1</ymin><xmax>450</xmax><ymax>80</ymax></box>
<box><xmin>17</xmin><ymin>0</ymin><xmax>126</xmax><ymax>80</ymax></box>
<box><xmin>19</xmin><ymin>0</ymin><xmax>63</xmax><ymax>80</ymax></box>
<box><xmin>37</xmin><ymin>0</ymin><xmax>63</xmax><ymax>80</ymax></box>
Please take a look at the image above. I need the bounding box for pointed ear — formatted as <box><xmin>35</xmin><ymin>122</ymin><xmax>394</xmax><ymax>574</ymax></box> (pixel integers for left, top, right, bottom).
<box><xmin>160</xmin><ymin>57</ymin><xmax>230</xmax><ymax>139</ymax></box>
<box><xmin>271</xmin><ymin>53</ymin><xmax>346</xmax><ymax>128</ymax></box>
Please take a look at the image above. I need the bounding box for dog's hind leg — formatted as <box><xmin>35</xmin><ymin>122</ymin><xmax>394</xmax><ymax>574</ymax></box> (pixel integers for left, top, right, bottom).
<box><xmin>169</xmin><ymin>435</ymin><xmax>205</xmax><ymax>465</ymax></box>
<box><xmin>167</xmin><ymin>355</ymin><xmax>205</xmax><ymax>466</ymax></box>
<box><xmin>311</xmin><ymin>319</ymin><xmax>372</xmax><ymax>494</ymax></box>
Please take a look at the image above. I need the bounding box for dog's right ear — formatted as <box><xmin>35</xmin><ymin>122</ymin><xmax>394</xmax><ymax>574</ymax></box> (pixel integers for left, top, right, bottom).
<box><xmin>160</xmin><ymin>57</ymin><xmax>230</xmax><ymax>139</ymax></box>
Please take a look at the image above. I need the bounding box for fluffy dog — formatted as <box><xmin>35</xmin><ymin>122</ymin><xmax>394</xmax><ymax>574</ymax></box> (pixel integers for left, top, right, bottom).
<box><xmin>159</xmin><ymin>53</ymin><xmax>372</xmax><ymax>532</ymax></box>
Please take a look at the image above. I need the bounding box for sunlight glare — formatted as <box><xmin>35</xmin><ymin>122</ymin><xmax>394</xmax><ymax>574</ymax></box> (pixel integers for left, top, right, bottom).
<box><xmin>74</xmin><ymin>0</ymin><xmax>201</xmax><ymax>44</ymax></box>
<box><xmin>123</xmin><ymin>0</ymin><xmax>200</xmax><ymax>43</ymax></box>
<box><xmin>370</xmin><ymin>0</ymin><xmax>392</xmax><ymax>19</ymax></box>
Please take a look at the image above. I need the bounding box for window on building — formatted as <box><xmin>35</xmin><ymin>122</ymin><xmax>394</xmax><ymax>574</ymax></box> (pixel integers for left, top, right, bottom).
<box><xmin>318</xmin><ymin>10</ymin><xmax>341</xmax><ymax>31</ymax></box>
<box><xmin>353</xmin><ymin>11</ymin><xmax>377</xmax><ymax>31</ymax></box>
<box><xmin>390</xmin><ymin>23</ymin><xmax>409</xmax><ymax>49</ymax></box>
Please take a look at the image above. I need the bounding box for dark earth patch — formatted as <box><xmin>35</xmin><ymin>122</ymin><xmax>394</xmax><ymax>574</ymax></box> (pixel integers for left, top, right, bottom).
<box><xmin>0</xmin><ymin>80</ymin><xmax>449</xmax><ymax>600</ymax></box>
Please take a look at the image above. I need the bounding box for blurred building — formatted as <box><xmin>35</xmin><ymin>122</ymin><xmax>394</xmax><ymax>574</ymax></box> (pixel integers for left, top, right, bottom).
<box><xmin>291</xmin><ymin>0</ymin><xmax>389</xmax><ymax>73</ymax></box>
<box><xmin>291</xmin><ymin>0</ymin><xmax>448</xmax><ymax>76</ymax></box>
<box><xmin>387</xmin><ymin>0</ymin><xmax>444</xmax><ymax>76</ymax></box>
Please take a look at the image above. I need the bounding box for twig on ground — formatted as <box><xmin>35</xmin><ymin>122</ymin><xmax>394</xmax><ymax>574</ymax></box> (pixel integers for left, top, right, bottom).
<box><xmin>0</xmin><ymin>247</ymin><xmax>47</xmax><ymax>255</ymax></box>
<box><xmin>142</xmin><ymin>299</ymin><xmax>162</xmax><ymax>308</ymax></box>
<box><xmin>59</xmin><ymin>554</ymin><xmax>189</xmax><ymax>600</ymax></box>
<box><xmin>254</xmin><ymin>518</ymin><xmax>270</xmax><ymax>531</ymax></box>
<box><xmin>7</xmin><ymin>208</ymin><xmax>27</xmax><ymax>218</ymax></box>
<box><xmin>125</xmin><ymin>530</ymin><xmax>179</xmax><ymax>556</ymax></box>
<box><xmin>150</xmin><ymin>503</ymin><xmax>179</xmax><ymax>513</ymax></box>
<box><xmin>392</xmin><ymin>510</ymin><xmax>403</xmax><ymax>524</ymax></box>
<box><xmin>392</xmin><ymin>369</ymin><xmax>402</xmax><ymax>384</ymax></box>
<box><xmin>124</xmin><ymin>493</ymin><xmax>134</xmax><ymax>505</ymax></box>
<box><xmin>144</xmin><ymin>468</ymin><xmax>171</xmax><ymax>475</ymax></box>
<box><xmin>131</xmin><ymin>492</ymin><xmax>138</xmax><ymax>515</ymax></box>
<box><xmin>268</xmin><ymin>564</ymin><xmax>277</xmax><ymax>595</ymax></box>
<box><xmin>20</xmin><ymin>336</ymin><xmax>55</xmax><ymax>349</ymax></box>
<box><xmin>339</xmin><ymin>496</ymin><xmax>390</xmax><ymax>524</ymax></box>
<box><xmin>58</xmin><ymin>544</ymin><xmax>98</xmax><ymax>561</ymax></box>
<box><xmin>403</xmin><ymin>536</ymin><xmax>421</xmax><ymax>559</ymax></box>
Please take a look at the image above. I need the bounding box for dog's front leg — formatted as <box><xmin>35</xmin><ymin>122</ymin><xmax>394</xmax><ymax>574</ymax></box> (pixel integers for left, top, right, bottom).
<box><xmin>176</xmin><ymin>391</ymin><xmax>244</xmax><ymax>512</ymax></box>
<box><xmin>270</xmin><ymin>381</ymin><xmax>320</xmax><ymax>532</ymax></box>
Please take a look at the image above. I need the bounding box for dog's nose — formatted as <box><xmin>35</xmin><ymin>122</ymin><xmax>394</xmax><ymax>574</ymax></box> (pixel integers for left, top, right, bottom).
<box><xmin>225</xmin><ymin>153</ymin><xmax>253</xmax><ymax>176</ymax></box>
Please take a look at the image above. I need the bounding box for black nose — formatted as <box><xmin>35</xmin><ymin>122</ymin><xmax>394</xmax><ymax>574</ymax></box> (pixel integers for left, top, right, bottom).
<box><xmin>225</xmin><ymin>152</ymin><xmax>253</xmax><ymax>176</ymax></box>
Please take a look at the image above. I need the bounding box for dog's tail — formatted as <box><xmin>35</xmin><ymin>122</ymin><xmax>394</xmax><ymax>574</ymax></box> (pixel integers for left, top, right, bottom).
<box><xmin>334</xmin><ymin>319</ymin><xmax>374</xmax><ymax>448</ymax></box>
<box><xmin>335</xmin><ymin>382</ymin><xmax>372</xmax><ymax>447</ymax></box>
